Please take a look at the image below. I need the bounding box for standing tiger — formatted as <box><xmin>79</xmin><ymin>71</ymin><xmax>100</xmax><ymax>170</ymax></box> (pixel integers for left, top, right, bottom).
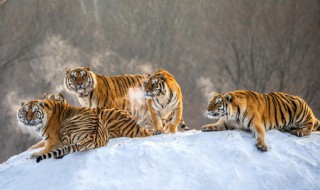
<box><xmin>64</xmin><ymin>66</ymin><xmax>188</xmax><ymax>132</ymax></box>
<box><xmin>17</xmin><ymin>99</ymin><xmax>151</xmax><ymax>163</ymax></box>
<box><xmin>202</xmin><ymin>90</ymin><xmax>320</xmax><ymax>151</ymax></box>
<box><xmin>143</xmin><ymin>69</ymin><xmax>188</xmax><ymax>134</ymax></box>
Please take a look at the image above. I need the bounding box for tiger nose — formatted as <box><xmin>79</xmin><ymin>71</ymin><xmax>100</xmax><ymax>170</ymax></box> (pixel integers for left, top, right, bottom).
<box><xmin>25</xmin><ymin>117</ymin><xmax>33</xmax><ymax>124</ymax></box>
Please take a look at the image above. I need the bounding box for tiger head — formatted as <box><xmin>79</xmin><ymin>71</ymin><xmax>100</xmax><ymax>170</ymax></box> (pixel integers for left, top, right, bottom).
<box><xmin>43</xmin><ymin>93</ymin><xmax>66</xmax><ymax>103</ymax></box>
<box><xmin>143</xmin><ymin>72</ymin><xmax>167</xmax><ymax>99</ymax></box>
<box><xmin>206</xmin><ymin>93</ymin><xmax>232</xmax><ymax>119</ymax></box>
<box><xmin>17</xmin><ymin>100</ymin><xmax>52</xmax><ymax>134</ymax></box>
<box><xmin>64</xmin><ymin>66</ymin><xmax>96</xmax><ymax>97</ymax></box>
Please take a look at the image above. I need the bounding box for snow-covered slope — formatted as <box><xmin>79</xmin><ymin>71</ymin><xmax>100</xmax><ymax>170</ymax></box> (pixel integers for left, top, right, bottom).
<box><xmin>1</xmin><ymin>130</ymin><xmax>320</xmax><ymax>190</ymax></box>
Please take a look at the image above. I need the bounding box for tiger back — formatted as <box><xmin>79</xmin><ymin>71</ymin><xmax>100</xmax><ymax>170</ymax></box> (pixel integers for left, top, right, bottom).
<box><xmin>97</xmin><ymin>108</ymin><xmax>151</xmax><ymax>138</ymax></box>
<box><xmin>43</xmin><ymin>93</ymin><xmax>151</xmax><ymax>139</ymax></box>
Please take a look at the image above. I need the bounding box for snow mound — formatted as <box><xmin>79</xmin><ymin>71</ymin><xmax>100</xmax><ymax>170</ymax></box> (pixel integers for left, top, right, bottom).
<box><xmin>1</xmin><ymin>130</ymin><xmax>320</xmax><ymax>190</ymax></box>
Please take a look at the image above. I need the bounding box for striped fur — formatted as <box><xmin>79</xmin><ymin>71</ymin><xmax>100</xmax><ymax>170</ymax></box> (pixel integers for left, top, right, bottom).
<box><xmin>202</xmin><ymin>90</ymin><xmax>320</xmax><ymax>151</ymax></box>
<box><xmin>17</xmin><ymin>99</ymin><xmax>151</xmax><ymax>163</ymax></box>
<box><xmin>143</xmin><ymin>69</ymin><xmax>189</xmax><ymax>134</ymax></box>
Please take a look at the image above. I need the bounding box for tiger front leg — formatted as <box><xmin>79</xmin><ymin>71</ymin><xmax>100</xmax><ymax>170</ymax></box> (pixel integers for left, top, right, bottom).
<box><xmin>147</xmin><ymin>100</ymin><xmax>164</xmax><ymax>135</ymax></box>
<box><xmin>252</xmin><ymin>121</ymin><xmax>268</xmax><ymax>152</ymax></box>
<box><xmin>152</xmin><ymin>115</ymin><xmax>164</xmax><ymax>135</ymax></box>
<box><xmin>165</xmin><ymin>108</ymin><xmax>182</xmax><ymax>133</ymax></box>
<box><xmin>202</xmin><ymin>119</ymin><xmax>228</xmax><ymax>132</ymax></box>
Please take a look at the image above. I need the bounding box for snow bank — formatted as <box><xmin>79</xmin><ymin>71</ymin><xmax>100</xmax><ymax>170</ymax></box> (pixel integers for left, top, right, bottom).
<box><xmin>1</xmin><ymin>130</ymin><xmax>320</xmax><ymax>190</ymax></box>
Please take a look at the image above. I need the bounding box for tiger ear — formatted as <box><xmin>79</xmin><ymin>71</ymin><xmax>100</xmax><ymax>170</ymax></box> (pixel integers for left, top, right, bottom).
<box><xmin>59</xmin><ymin>93</ymin><xmax>65</xmax><ymax>99</ymax></box>
<box><xmin>38</xmin><ymin>101</ymin><xmax>45</xmax><ymax>108</ymax></box>
<box><xmin>84</xmin><ymin>65</ymin><xmax>91</xmax><ymax>71</ymax></box>
<box><xmin>66</xmin><ymin>68</ymin><xmax>71</xmax><ymax>75</ymax></box>
<box><xmin>223</xmin><ymin>93</ymin><xmax>232</xmax><ymax>103</ymax></box>
<box><xmin>43</xmin><ymin>93</ymin><xmax>48</xmax><ymax>98</ymax></box>
<box><xmin>21</xmin><ymin>101</ymin><xmax>26</xmax><ymax>106</ymax></box>
<box><xmin>146</xmin><ymin>73</ymin><xmax>151</xmax><ymax>77</ymax></box>
<box><xmin>210</xmin><ymin>92</ymin><xmax>219</xmax><ymax>98</ymax></box>
<box><xmin>158</xmin><ymin>74</ymin><xmax>165</xmax><ymax>81</ymax></box>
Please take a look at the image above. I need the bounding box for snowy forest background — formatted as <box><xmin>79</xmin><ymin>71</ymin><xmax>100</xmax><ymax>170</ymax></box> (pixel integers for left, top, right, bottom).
<box><xmin>0</xmin><ymin>0</ymin><xmax>319</xmax><ymax>163</ymax></box>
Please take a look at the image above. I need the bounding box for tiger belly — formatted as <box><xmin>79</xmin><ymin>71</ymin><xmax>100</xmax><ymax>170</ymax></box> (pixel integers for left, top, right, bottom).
<box><xmin>225</xmin><ymin>120</ymin><xmax>249</xmax><ymax>131</ymax></box>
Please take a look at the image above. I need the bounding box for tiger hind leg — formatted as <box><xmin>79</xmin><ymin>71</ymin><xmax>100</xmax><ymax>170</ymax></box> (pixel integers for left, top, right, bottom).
<box><xmin>27</xmin><ymin>140</ymin><xmax>45</xmax><ymax>150</ymax></box>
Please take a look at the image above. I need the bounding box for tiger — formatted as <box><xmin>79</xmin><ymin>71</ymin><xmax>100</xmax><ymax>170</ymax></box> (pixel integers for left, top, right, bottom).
<box><xmin>17</xmin><ymin>99</ymin><xmax>151</xmax><ymax>163</ymax></box>
<box><xmin>202</xmin><ymin>90</ymin><xmax>320</xmax><ymax>151</ymax></box>
<box><xmin>64</xmin><ymin>66</ymin><xmax>188</xmax><ymax>132</ymax></box>
<box><xmin>143</xmin><ymin>69</ymin><xmax>188</xmax><ymax>134</ymax></box>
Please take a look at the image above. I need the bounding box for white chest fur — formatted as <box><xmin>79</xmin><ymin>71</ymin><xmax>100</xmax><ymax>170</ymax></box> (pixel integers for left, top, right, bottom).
<box><xmin>77</xmin><ymin>95</ymin><xmax>97</xmax><ymax>108</ymax></box>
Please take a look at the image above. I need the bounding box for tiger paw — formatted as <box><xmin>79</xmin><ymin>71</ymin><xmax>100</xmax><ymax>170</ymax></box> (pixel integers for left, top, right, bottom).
<box><xmin>202</xmin><ymin>124</ymin><xmax>220</xmax><ymax>132</ymax></box>
<box><xmin>153</xmin><ymin>130</ymin><xmax>163</xmax><ymax>135</ymax></box>
<box><xmin>256</xmin><ymin>142</ymin><xmax>268</xmax><ymax>152</ymax></box>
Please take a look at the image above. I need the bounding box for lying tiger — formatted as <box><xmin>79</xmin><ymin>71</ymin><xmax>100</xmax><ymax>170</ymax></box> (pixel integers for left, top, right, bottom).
<box><xmin>64</xmin><ymin>66</ymin><xmax>189</xmax><ymax>132</ymax></box>
<box><xmin>143</xmin><ymin>69</ymin><xmax>187</xmax><ymax>134</ymax></box>
<box><xmin>17</xmin><ymin>98</ymin><xmax>151</xmax><ymax>163</ymax></box>
<box><xmin>202</xmin><ymin>90</ymin><xmax>320</xmax><ymax>151</ymax></box>
<box><xmin>42</xmin><ymin>92</ymin><xmax>66</xmax><ymax>103</ymax></box>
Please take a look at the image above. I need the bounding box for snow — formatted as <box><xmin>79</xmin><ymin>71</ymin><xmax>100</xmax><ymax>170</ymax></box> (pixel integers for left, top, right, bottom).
<box><xmin>1</xmin><ymin>130</ymin><xmax>320</xmax><ymax>190</ymax></box>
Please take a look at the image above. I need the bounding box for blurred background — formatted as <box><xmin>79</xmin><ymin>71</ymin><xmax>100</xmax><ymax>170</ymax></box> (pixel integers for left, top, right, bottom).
<box><xmin>0</xmin><ymin>0</ymin><xmax>319</xmax><ymax>163</ymax></box>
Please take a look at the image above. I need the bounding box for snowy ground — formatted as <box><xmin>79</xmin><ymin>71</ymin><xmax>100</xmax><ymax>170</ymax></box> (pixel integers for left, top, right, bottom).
<box><xmin>0</xmin><ymin>130</ymin><xmax>320</xmax><ymax>190</ymax></box>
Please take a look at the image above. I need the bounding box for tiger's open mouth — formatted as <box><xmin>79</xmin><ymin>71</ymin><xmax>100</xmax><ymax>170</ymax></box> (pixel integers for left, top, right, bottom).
<box><xmin>76</xmin><ymin>87</ymin><xmax>86</xmax><ymax>93</ymax></box>
<box><xmin>144</xmin><ymin>91</ymin><xmax>160</xmax><ymax>99</ymax></box>
<box><xmin>74</xmin><ymin>85</ymin><xmax>92</xmax><ymax>97</ymax></box>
